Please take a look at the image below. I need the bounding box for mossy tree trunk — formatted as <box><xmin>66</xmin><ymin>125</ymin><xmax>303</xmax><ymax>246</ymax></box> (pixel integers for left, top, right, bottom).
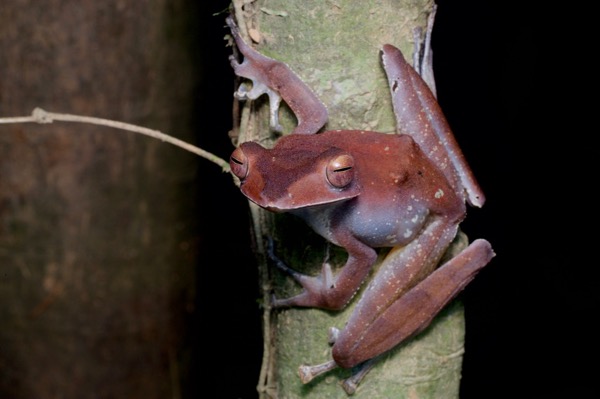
<box><xmin>230</xmin><ymin>0</ymin><xmax>468</xmax><ymax>398</ymax></box>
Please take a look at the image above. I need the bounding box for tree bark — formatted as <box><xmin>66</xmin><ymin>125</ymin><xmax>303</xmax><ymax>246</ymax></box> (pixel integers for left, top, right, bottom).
<box><xmin>231</xmin><ymin>1</ymin><xmax>468</xmax><ymax>398</ymax></box>
<box><xmin>0</xmin><ymin>1</ymin><xmax>202</xmax><ymax>397</ymax></box>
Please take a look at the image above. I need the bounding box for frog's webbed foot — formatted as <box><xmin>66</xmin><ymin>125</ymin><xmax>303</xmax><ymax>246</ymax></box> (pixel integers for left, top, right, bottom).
<box><xmin>267</xmin><ymin>240</ymin><xmax>337</xmax><ymax>308</ymax></box>
<box><xmin>267</xmin><ymin>237</ymin><xmax>377</xmax><ymax>310</ymax></box>
<box><xmin>297</xmin><ymin>355</ymin><xmax>377</xmax><ymax>395</ymax></box>
<box><xmin>231</xmin><ymin>78</ymin><xmax>284</xmax><ymax>133</ymax></box>
<box><xmin>341</xmin><ymin>358</ymin><xmax>379</xmax><ymax>395</ymax></box>
<box><xmin>266</xmin><ymin>91</ymin><xmax>284</xmax><ymax>133</ymax></box>
<box><xmin>298</xmin><ymin>360</ymin><xmax>338</xmax><ymax>384</ymax></box>
<box><xmin>296</xmin><ymin>328</ymin><xmax>340</xmax><ymax>383</ymax></box>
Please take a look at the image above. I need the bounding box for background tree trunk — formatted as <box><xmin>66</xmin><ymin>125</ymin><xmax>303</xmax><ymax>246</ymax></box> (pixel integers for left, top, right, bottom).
<box><xmin>0</xmin><ymin>2</ymin><xmax>218</xmax><ymax>397</ymax></box>
<box><xmin>231</xmin><ymin>1</ymin><xmax>468</xmax><ymax>397</ymax></box>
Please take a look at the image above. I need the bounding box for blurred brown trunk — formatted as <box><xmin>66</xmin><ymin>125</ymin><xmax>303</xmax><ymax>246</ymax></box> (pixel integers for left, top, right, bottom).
<box><xmin>0</xmin><ymin>2</ymin><xmax>202</xmax><ymax>397</ymax></box>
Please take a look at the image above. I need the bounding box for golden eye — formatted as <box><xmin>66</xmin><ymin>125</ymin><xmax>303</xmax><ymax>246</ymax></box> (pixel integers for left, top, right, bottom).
<box><xmin>326</xmin><ymin>154</ymin><xmax>354</xmax><ymax>188</ymax></box>
<box><xmin>230</xmin><ymin>147</ymin><xmax>249</xmax><ymax>180</ymax></box>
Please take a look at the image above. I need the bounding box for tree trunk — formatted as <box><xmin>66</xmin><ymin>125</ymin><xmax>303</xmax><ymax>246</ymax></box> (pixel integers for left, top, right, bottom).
<box><xmin>231</xmin><ymin>1</ymin><xmax>468</xmax><ymax>398</ymax></box>
<box><xmin>0</xmin><ymin>1</ymin><xmax>203</xmax><ymax>397</ymax></box>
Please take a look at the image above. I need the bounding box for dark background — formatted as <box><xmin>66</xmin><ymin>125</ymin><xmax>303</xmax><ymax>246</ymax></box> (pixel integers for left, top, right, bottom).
<box><xmin>196</xmin><ymin>1</ymin><xmax>596</xmax><ymax>398</ymax></box>
<box><xmin>432</xmin><ymin>2</ymin><xmax>596</xmax><ymax>398</ymax></box>
<box><xmin>0</xmin><ymin>0</ymin><xmax>590</xmax><ymax>398</ymax></box>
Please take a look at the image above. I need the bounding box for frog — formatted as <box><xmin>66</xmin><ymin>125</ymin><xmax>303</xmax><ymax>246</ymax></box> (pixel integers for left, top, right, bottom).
<box><xmin>226</xmin><ymin>15</ymin><xmax>494</xmax><ymax>394</ymax></box>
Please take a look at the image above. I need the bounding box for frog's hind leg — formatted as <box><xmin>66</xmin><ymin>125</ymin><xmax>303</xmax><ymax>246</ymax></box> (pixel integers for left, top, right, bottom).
<box><xmin>297</xmin><ymin>239</ymin><xmax>494</xmax><ymax>391</ymax></box>
<box><xmin>332</xmin><ymin>239</ymin><xmax>495</xmax><ymax>369</ymax></box>
<box><xmin>381</xmin><ymin>43</ymin><xmax>485</xmax><ymax>207</ymax></box>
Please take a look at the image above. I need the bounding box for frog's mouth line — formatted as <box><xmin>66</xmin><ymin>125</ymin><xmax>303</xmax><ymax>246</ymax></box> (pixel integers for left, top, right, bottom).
<box><xmin>241</xmin><ymin>189</ymin><xmax>359</xmax><ymax>213</ymax></box>
<box><xmin>249</xmin><ymin>196</ymin><xmax>357</xmax><ymax>213</ymax></box>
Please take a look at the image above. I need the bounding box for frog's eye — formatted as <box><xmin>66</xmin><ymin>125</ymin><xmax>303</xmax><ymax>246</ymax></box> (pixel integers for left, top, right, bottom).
<box><xmin>230</xmin><ymin>147</ymin><xmax>249</xmax><ymax>180</ymax></box>
<box><xmin>326</xmin><ymin>154</ymin><xmax>355</xmax><ymax>188</ymax></box>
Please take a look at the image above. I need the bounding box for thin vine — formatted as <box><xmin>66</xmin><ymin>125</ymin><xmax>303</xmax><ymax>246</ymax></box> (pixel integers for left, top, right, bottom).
<box><xmin>0</xmin><ymin>107</ymin><xmax>231</xmax><ymax>173</ymax></box>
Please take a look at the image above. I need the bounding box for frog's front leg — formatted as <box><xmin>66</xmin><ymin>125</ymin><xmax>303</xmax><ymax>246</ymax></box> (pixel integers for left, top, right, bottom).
<box><xmin>269</xmin><ymin>231</ymin><xmax>377</xmax><ymax>310</ymax></box>
<box><xmin>270</xmin><ymin>212</ymin><xmax>453</xmax><ymax>312</ymax></box>
<box><xmin>226</xmin><ymin>15</ymin><xmax>328</xmax><ymax>135</ymax></box>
